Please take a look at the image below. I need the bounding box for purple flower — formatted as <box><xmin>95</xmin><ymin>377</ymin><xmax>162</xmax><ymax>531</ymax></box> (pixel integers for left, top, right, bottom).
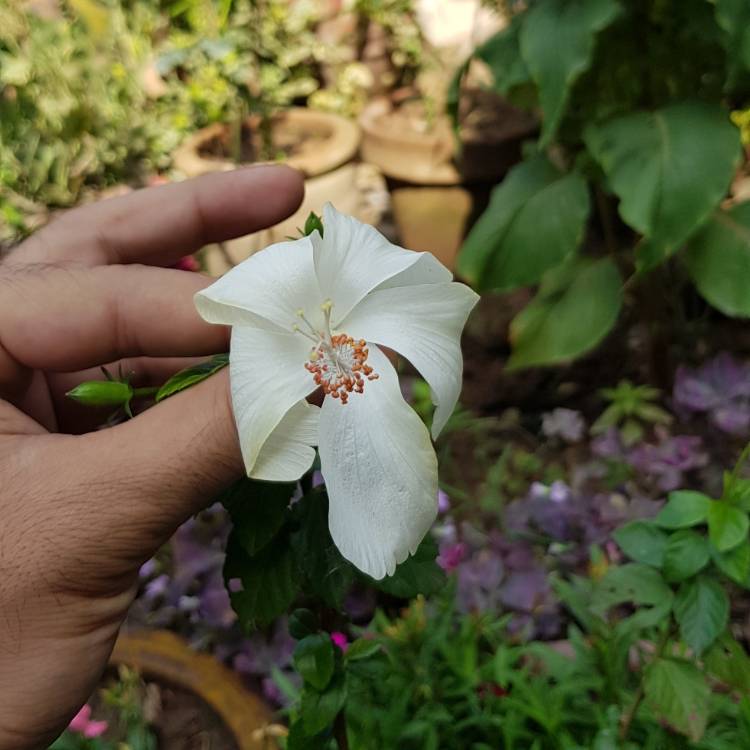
<box><xmin>542</xmin><ymin>408</ymin><xmax>585</xmax><ymax>443</ymax></box>
<box><xmin>331</xmin><ymin>632</ymin><xmax>349</xmax><ymax>651</ymax></box>
<box><xmin>628</xmin><ymin>430</ymin><xmax>707</xmax><ymax>491</ymax></box>
<box><xmin>438</xmin><ymin>542</ymin><xmax>468</xmax><ymax>571</ymax></box>
<box><xmin>437</xmin><ymin>489</ymin><xmax>451</xmax><ymax>514</ymax></box>
<box><xmin>674</xmin><ymin>353</ymin><xmax>750</xmax><ymax>435</ymax></box>
<box><xmin>499</xmin><ymin>568</ymin><xmax>550</xmax><ymax>613</ymax></box>
<box><xmin>456</xmin><ymin>550</ymin><xmax>504</xmax><ymax>613</ymax></box>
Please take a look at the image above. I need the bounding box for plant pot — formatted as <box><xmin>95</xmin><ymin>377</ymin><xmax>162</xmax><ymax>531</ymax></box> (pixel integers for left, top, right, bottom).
<box><xmin>111</xmin><ymin>629</ymin><xmax>273</xmax><ymax>749</ymax></box>
<box><xmin>359</xmin><ymin>93</ymin><xmax>537</xmax><ymax>269</ymax></box>
<box><xmin>173</xmin><ymin>108</ymin><xmax>381</xmax><ymax>275</ymax></box>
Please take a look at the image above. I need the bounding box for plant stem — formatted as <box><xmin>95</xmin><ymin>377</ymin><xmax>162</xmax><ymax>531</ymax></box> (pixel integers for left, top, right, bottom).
<box><xmin>595</xmin><ymin>187</ymin><xmax>617</xmax><ymax>258</ymax></box>
<box><xmin>333</xmin><ymin>710</ymin><xmax>350</xmax><ymax>750</ymax></box>
<box><xmin>132</xmin><ymin>386</ymin><xmax>159</xmax><ymax>399</ymax></box>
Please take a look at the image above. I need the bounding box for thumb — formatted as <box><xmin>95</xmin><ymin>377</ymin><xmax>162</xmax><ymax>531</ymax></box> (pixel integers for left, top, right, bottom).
<box><xmin>67</xmin><ymin>369</ymin><xmax>243</xmax><ymax>568</ymax></box>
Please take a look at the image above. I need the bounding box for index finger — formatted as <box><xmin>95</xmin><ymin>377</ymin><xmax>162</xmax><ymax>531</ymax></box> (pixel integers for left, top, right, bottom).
<box><xmin>10</xmin><ymin>165</ymin><xmax>305</xmax><ymax>268</ymax></box>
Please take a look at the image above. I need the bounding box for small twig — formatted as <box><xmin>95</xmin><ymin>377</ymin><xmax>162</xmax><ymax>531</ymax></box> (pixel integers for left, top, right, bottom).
<box><xmin>333</xmin><ymin>710</ymin><xmax>350</xmax><ymax>750</ymax></box>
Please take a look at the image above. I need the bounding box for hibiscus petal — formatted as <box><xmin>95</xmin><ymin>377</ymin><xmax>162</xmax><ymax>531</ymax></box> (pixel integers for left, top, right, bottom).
<box><xmin>195</xmin><ymin>237</ymin><xmax>324</xmax><ymax>332</ymax></box>
<box><xmin>314</xmin><ymin>204</ymin><xmax>450</xmax><ymax>326</ymax></box>
<box><xmin>340</xmin><ymin>283</ymin><xmax>479</xmax><ymax>438</ymax></box>
<box><xmin>230</xmin><ymin>326</ymin><xmax>316</xmax><ymax>474</ymax></box>
<box><xmin>318</xmin><ymin>346</ymin><xmax>438</xmax><ymax>579</ymax></box>
<box><xmin>251</xmin><ymin>400</ymin><xmax>320</xmax><ymax>481</ymax></box>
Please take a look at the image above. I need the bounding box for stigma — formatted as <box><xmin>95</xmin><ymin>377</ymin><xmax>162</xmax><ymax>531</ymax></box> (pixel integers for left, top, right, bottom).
<box><xmin>293</xmin><ymin>302</ymin><xmax>378</xmax><ymax>404</ymax></box>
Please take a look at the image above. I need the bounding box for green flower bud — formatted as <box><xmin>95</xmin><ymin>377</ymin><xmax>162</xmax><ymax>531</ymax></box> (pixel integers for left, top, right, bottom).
<box><xmin>303</xmin><ymin>211</ymin><xmax>324</xmax><ymax>238</ymax></box>
<box><xmin>66</xmin><ymin>380</ymin><xmax>134</xmax><ymax>408</ymax></box>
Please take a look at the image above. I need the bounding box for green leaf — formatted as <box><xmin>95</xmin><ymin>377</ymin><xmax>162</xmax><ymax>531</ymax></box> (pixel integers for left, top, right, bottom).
<box><xmin>708</xmin><ymin>501</ymin><xmax>749</xmax><ymax>552</ymax></box>
<box><xmin>644</xmin><ymin>658</ymin><xmax>709</xmax><ymax>742</ymax></box>
<box><xmin>300</xmin><ymin>673</ymin><xmax>347</xmax><ymax>736</ymax></box>
<box><xmin>369</xmin><ymin>535</ymin><xmax>445</xmax><ymax>598</ymax></box>
<box><xmin>303</xmin><ymin>211</ymin><xmax>324</xmax><ymax>237</ymax></box>
<box><xmin>507</xmin><ymin>257</ymin><xmax>622</xmax><ymax>369</ymax></box>
<box><xmin>155</xmin><ymin>353</ymin><xmax>229</xmax><ymax>402</ymax></box>
<box><xmin>684</xmin><ymin>203</ymin><xmax>750</xmax><ymax>317</ymax></box>
<box><xmin>674</xmin><ymin>576</ymin><xmax>729</xmax><ymax>655</ymax></box>
<box><xmin>224</xmin><ymin>529</ymin><xmax>300</xmax><ymax>630</ymax></box>
<box><xmin>294</xmin><ymin>634</ymin><xmax>335</xmax><ymax>691</ymax></box>
<box><xmin>519</xmin><ymin>0</ymin><xmax>622</xmax><ymax>146</ymax></box>
<box><xmin>458</xmin><ymin>157</ymin><xmax>590</xmax><ymax>291</ymax></box>
<box><xmin>655</xmin><ymin>491</ymin><xmax>711</xmax><ymax>529</ymax></box>
<box><xmin>704</xmin><ymin>633</ymin><xmax>750</xmax><ymax>692</ymax></box>
<box><xmin>584</xmin><ymin>103</ymin><xmax>741</xmax><ymax>270</ymax></box>
<box><xmin>712</xmin><ymin>538</ymin><xmax>750</xmax><ymax>586</ymax></box>
<box><xmin>286</xmin><ymin>719</ymin><xmax>330</xmax><ymax>749</ymax></box>
<box><xmin>345</xmin><ymin>639</ymin><xmax>381</xmax><ymax>662</ymax></box>
<box><xmin>662</xmin><ymin>530</ymin><xmax>710</xmax><ymax>582</ymax></box>
<box><xmin>592</xmin><ymin>563</ymin><xmax>672</xmax><ymax>617</ymax></box>
<box><xmin>289</xmin><ymin>608</ymin><xmax>320</xmax><ymax>640</ymax></box>
<box><xmin>714</xmin><ymin>0</ymin><xmax>750</xmax><ymax>80</ymax></box>
<box><xmin>612</xmin><ymin>521</ymin><xmax>667</xmax><ymax>567</ymax></box>
<box><xmin>291</xmin><ymin>490</ymin><xmax>356</xmax><ymax>609</ymax></box>
<box><xmin>475</xmin><ymin>16</ymin><xmax>532</xmax><ymax>97</ymax></box>
<box><xmin>221</xmin><ymin>478</ymin><xmax>295</xmax><ymax>557</ymax></box>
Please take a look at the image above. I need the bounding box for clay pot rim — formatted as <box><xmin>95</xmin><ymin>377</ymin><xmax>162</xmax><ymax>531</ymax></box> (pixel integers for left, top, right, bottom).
<box><xmin>174</xmin><ymin>107</ymin><xmax>361</xmax><ymax>179</ymax></box>
<box><xmin>111</xmin><ymin>629</ymin><xmax>272</xmax><ymax>750</ymax></box>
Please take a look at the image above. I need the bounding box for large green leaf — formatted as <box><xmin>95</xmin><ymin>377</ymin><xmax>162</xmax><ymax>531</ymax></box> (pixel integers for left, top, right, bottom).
<box><xmin>584</xmin><ymin>103</ymin><xmax>741</xmax><ymax>270</ymax></box>
<box><xmin>673</xmin><ymin>576</ymin><xmax>729</xmax><ymax>655</ymax></box>
<box><xmin>224</xmin><ymin>529</ymin><xmax>300</xmax><ymax>630</ymax></box>
<box><xmin>475</xmin><ymin>16</ymin><xmax>531</xmax><ymax>97</ymax></box>
<box><xmin>654</xmin><ymin>490</ymin><xmax>711</xmax><ymax>530</ymax></box>
<box><xmin>707</xmin><ymin>500</ymin><xmax>749</xmax><ymax>552</ymax></box>
<box><xmin>291</xmin><ymin>489</ymin><xmax>356</xmax><ymax>609</ymax></box>
<box><xmin>684</xmin><ymin>203</ymin><xmax>750</xmax><ymax>317</ymax></box>
<box><xmin>221</xmin><ymin>478</ymin><xmax>295</xmax><ymax>557</ymax></box>
<box><xmin>507</xmin><ymin>257</ymin><xmax>622</xmax><ymax>369</ymax></box>
<box><xmin>644</xmin><ymin>658</ymin><xmax>709</xmax><ymax>742</ymax></box>
<box><xmin>519</xmin><ymin>0</ymin><xmax>622</xmax><ymax>146</ymax></box>
<box><xmin>714</xmin><ymin>0</ymin><xmax>750</xmax><ymax>80</ymax></box>
<box><xmin>458</xmin><ymin>157</ymin><xmax>590</xmax><ymax>291</ymax></box>
<box><xmin>612</xmin><ymin>521</ymin><xmax>667</xmax><ymax>567</ymax></box>
<box><xmin>662</xmin><ymin>530</ymin><xmax>710</xmax><ymax>582</ymax></box>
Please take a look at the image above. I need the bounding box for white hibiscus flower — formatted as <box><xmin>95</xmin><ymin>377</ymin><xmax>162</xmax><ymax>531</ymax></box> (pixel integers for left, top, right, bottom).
<box><xmin>195</xmin><ymin>204</ymin><xmax>478</xmax><ymax>579</ymax></box>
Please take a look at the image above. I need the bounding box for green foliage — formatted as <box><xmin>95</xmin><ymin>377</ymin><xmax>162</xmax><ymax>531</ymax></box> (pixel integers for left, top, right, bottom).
<box><xmin>684</xmin><ymin>203</ymin><xmax>750</xmax><ymax>317</ymax></box>
<box><xmin>459</xmin><ymin>157</ymin><xmax>590</xmax><ymax>291</ymax></box>
<box><xmin>592</xmin><ymin>380</ymin><xmax>671</xmax><ymax>446</ymax></box>
<box><xmin>221</xmin><ymin>479</ymin><xmax>445</xmax><ymax>633</ymax></box>
<box><xmin>155</xmin><ymin>353</ymin><xmax>229</xmax><ymax>402</ymax></box>
<box><xmin>506</xmin><ymin>257</ymin><xmax>622</xmax><ymax>369</ymax></box>
<box><xmin>0</xmin><ymin>2</ymin><xmax>171</xmax><ymax>240</ymax></box>
<box><xmin>519</xmin><ymin>0</ymin><xmax>622</xmax><ymax>146</ymax></box>
<box><xmin>458</xmin><ymin>0</ymin><xmax>750</xmax><ymax>368</ymax></box>
<box><xmin>655</xmin><ymin>491</ymin><xmax>712</xmax><ymax>529</ymax></box>
<box><xmin>643</xmin><ymin>658</ymin><xmax>709</xmax><ymax>742</ymax></box>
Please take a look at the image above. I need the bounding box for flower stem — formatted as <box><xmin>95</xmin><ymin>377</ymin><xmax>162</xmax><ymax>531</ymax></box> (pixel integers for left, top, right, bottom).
<box><xmin>132</xmin><ymin>386</ymin><xmax>159</xmax><ymax>399</ymax></box>
<box><xmin>333</xmin><ymin>711</ymin><xmax>349</xmax><ymax>750</ymax></box>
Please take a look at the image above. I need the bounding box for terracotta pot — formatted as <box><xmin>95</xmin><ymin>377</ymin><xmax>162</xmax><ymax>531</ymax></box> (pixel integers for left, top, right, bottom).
<box><xmin>173</xmin><ymin>108</ymin><xmax>382</xmax><ymax>275</ymax></box>
<box><xmin>359</xmin><ymin>93</ymin><xmax>536</xmax><ymax>270</ymax></box>
<box><xmin>111</xmin><ymin>630</ymin><xmax>273</xmax><ymax>750</ymax></box>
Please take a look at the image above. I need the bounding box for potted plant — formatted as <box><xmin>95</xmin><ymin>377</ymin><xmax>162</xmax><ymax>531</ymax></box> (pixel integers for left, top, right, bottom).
<box><xmin>162</xmin><ymin>0</ymin><xmax>373</xmax><ymax>273</ymax></box>
<box><xmin>354</xmin><ymin>2</ymin><xmax>537</xmax><ymax>269</ymax></box>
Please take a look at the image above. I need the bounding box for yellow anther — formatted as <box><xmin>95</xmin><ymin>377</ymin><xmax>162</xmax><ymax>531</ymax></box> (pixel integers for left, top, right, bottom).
<box><xmin>296</xmin><ymin>308</ymin><xmax>305</xmax><ymax>317</ymax></box>
<box><xmin>321</xmin><ymin>299</ymin><xmax>333</xmax><ymax>312</ymax></box>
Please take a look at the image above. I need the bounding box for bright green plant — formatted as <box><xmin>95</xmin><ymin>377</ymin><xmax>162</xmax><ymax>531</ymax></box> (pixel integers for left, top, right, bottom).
<box><xmin>456</xmin><ymin>0</ymin><xmax>750</xmax><ymax>371</ymax></box>
<box><xmin>0</xmin><ymin>2</ymin><xmax>171</xmax><ymax>242</ymax></box>
<box><xmin>592</xmin><ymin>380</ymin><xmax>672</xmax><ymax>446</ymax></box>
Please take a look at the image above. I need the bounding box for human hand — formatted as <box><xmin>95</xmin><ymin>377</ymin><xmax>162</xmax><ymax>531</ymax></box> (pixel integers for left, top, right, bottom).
<box><xmin>0</xmin><ymin>166</ymin><xmax>304</xmax><ymax>749</ymax></box>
